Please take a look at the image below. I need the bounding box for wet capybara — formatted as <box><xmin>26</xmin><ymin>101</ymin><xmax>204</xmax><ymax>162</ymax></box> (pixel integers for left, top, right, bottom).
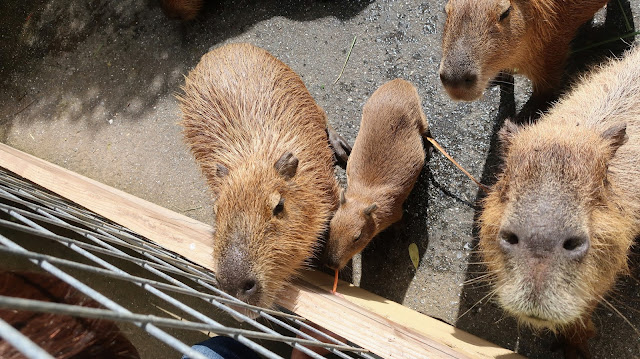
<box><xmin>160</xmin><ymin>0</ymin><xmax>203</xmax><ymax>21</ymax></box>
<box><xmin>479</xmin><ymin>47</ymin><xmax>640</xmax><ymax>358</ymax></box>
<box><xmin>179</xmin><ymin>43</ymin><xmax>342</xmax><ymax>308</ymax></box>
<box><xmin>325</xmin><ymin>79</ymin><xmax>428</xmax><ymax>271</ymax></box>
<box><xmin>0</xmin><ymin>271</ymin><xmax>140</xmax><ymax>359</ymax></box>
<box><xmin>440</xmin><ymin>0</ymin><xmax>608</xmax><ymax>105</ymax></box>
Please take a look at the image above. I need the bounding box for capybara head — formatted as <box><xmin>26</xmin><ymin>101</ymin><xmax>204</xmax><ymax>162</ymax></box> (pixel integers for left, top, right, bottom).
<box><xmin>479</xmin><ymin>119</ymin><xmax>633</xmax><ymax>330</ymax></box>
<box><xmin>325</xmin><ymin>190</ymin><xmax>378</xmax><ymax>270</ymax></box>
<box><xmin>160</xmin><ymin>0</ymin><xmax>202</xmax><ymax>21</ymax></box>
<box><xmin>440</xmin><ymin>0</ymin><xmax>527</xmax><ymax>101</ymax></box>
<box><xmin>212</xmin><ymin>151</ymin><xmax>328</xmax><ymax>307</ymax></box>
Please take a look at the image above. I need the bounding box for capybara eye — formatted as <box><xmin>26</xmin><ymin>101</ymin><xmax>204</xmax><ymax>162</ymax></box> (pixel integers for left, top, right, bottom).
<box><xmin>273</xmin><ymin>197</ymin><xmax>285</xmax><ymax>216</ymax></box>
<box><xmin>500</xmin><ymin>231</ymin><xmax>519</xmax><ymax>245</ymax></box>
<box><xmin>353</xmin><ymin>232</ymin><xmax>362</xmax><ymax>243</ymax></box>
<box><xmin>499</xmin><ymin>6</ymin><xmax>512</xmax><ymax>21</ymax></box>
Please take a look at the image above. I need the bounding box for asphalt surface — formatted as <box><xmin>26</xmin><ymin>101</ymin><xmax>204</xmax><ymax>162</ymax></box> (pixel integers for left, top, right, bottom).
<box><xmin>0</xmin><ymin>0</ymin><xmax>639</xmax><ymax>358</ymax></box>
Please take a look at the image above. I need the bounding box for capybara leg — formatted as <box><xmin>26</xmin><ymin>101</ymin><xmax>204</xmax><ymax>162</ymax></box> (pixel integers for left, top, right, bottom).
<box><xmin>514</xmin><ymin>91</ymin><xmax>556</xmax><ymax>124</ymax></box>
<box><xmin>326</xmin><ymin>124</ymin><xmax>351</xmax><ymax>168</ymax></box>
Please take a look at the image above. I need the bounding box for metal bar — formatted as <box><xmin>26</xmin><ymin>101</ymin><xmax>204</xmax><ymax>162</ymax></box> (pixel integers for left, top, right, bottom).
<box><xmin>0</xmin><ymin>187</ymin><xmax>355</xmax><ymax>356</ymax></box>
<box><xmin>0</xmin><ymin>168</ymin><xmax>372</xmax><ymax>358</ymax></box>
<box><xmin>0</xmin><ymin>197</ymin><xmax>285</xmax><ymax>359</ymax></box>
<box><xmin>0</xmin><ymin>318</ymin><xmax>55</xmax><ymax>359</ymax></box>
<box><xmin>0</xmin><ymin>233</ymin><xmax>211</xmax><ymax>359</ymax></box>
<box><xmin>0</xmin><ymin>296</ymin><xmax>362</xmax><ymax>352</ymax></box>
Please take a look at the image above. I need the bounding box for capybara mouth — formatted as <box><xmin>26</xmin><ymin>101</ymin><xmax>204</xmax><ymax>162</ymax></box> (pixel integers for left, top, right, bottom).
<box><xmin>498</xmin><ymin>282</ymin><xmax>584</xmax><ymax>328</ymax></box>
<box><xmin>442</xmin><ymin>84</ymin><xmax>484</xmax><ymax>102</ymax></box>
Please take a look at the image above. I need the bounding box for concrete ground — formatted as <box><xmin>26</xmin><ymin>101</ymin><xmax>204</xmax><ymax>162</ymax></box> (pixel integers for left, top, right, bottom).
<box><xmin>0</xmin><ymin>0</ymin><xmax>639</xmax><ymax>358</ymax></box>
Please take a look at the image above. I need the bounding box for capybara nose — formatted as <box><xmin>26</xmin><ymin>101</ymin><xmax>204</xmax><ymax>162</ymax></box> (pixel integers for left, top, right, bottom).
<box><xmin>499</xmin><ymin>227</ymin><xmax>589</xmax><ymax>260</ymax></box>
<box><xmin>325</xmin><ymin>257</ymin><xmax>340</xmax><ymax>271</ymax></box>
<box><xmin>439</xmin><ymin>70</ymin><xmax>478</xmax><ymax>89</ymax></box>
<box><xmin>323</xmin><ymin>250</ymin><xmax>342</xmax><ymax>271</ymax></box>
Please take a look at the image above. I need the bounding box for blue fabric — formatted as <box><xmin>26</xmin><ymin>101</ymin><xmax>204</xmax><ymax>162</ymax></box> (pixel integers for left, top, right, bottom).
<box><xmin>182</xmin><ymin>336</ymin><xmax>261</xmax><ymax>359</ymax></box>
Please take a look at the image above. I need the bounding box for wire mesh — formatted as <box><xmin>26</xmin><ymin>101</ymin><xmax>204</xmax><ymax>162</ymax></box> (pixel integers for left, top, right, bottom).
<box><xmin>0</xmin><ymin>167</ymin><xmax>377</xmax><ymax>359</ymax></box>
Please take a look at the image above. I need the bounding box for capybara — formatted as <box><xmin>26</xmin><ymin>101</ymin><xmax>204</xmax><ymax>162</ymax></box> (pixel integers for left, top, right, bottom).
<box><xmin>0</xmin><ymin>271</ymin><xmax>139</xmax><ymax>359</ymax></box>
<box><xmin>160</xmin><ymin>0</ymin><xmax>203</xmax><ymax>21</ymax></box>
<box><xmin>479</xmin><ymin>47</ymin><xmax>640</xmax><ymax>357</ymax></box>
<box><xmin>439</xmin><ymin>0</ymin><xmax>609</xmax><ymax>104</ymax></box>
<box><xmin>179</xmin><ymin>43</ymin><xmax>342</xmax><ymax>308</ymax></box>
<box><xmin>324</xmin><ymin>79</ymin><xmax>428</xmax><ymax>271</ymax></box>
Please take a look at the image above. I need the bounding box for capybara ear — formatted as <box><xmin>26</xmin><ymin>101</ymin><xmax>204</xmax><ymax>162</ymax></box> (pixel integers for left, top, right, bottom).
<box><xmin>498</xmin><ymin>119</ymin><xmax>520</xmax><ymax>152</ymax></box>
<box><xmin>339</xmin><ymin>188</ymin><xmax>346</xmax><ymax>205</ymax></box>
<box><xmin>498</xmin><ymin>0</ymin><xmax>511</xmax><ymax>15</ymax></box>
<box><xmin>602</xmin><ymin>123</ymin><xmax>628</xmax><ymax>156</ymax></box>
<box><xmin>216</xmin><ymin>164</ymin><xmax>229</xmax><ymax>178</ymax></box>
<box><xmin>275</xmin><ymin>152</ymin><xmax>299</xmax><ymax>180</ymax></box>
<box><xmin>363</xmin><ymin>203</ymin><xmax>378</xmax><ymax>216</ymax></box>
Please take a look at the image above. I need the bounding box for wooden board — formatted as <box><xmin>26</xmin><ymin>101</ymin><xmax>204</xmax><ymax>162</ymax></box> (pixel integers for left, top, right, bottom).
<box><xmin>0</xmin><ymin>143</ymin><xmax>216</xmax><ymax>268</ymax></box>
<box><xmin>0</xmin><ymin>143</ymin><xmax>525</xmax><ymax>359</ymax></box>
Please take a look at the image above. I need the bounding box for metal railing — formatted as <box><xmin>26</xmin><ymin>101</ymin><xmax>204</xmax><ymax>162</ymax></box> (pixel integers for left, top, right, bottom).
<box><xmin>0</xmin><ymin>167</ymin><xmax>376</xmax><ymax>359</ymax></box>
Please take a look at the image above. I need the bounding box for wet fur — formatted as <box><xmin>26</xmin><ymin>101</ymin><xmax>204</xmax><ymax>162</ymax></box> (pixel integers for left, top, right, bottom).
<box><xmin>440</xmin><ymin>0</ymin><xmax>608</xmax><ymax>101</ymax></box>
<box><xmin>325</xmin><ymin>79</ymin><xmax>428</xmax><ymax>270</ymax></box>
<box><xmin>479</xmin><ymin>47</ymin><xmax>640</xmax><ymax>353</ymax></box>
<box><xmin>179</xmin><ymin>43</ymin><xmax>339</xmax><ymax>307</ymax></box>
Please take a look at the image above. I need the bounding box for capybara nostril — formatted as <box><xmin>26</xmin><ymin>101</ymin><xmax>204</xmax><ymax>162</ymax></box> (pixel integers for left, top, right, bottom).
<box><xmin>563</xmin><ymin>236</ymin><xmax>589</xmax><ymax>259</ymax></box>
<box><xmin>499</xmin><ymin>230</ymin><xmax>520</xmax><ymax>253</ymax></box>
<box><xmin>241</xmin><ymin>279</ymin><xmax>259</xmax><ymax>297</ymax></box>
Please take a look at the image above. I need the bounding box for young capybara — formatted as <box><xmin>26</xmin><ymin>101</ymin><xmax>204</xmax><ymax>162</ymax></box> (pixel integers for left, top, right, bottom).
<box><xmin>324</xmin><ymin>79</ymin><xmax>428</xmax><ymax>271</ymax></box>
<box><xmin>0</xmin><ymin>271</ymin><xmax>140</xmax><ymax>359</ymax></box>
<box><xmin>439</xmin><ymin>0</ymin><xmax>608</xmax><ymax>104</ymax></box>
<box><xmin>479</xmin><ymin>47</ymin><xmax>640</xmax><ymax>358</ymax></box>
<box><xmin>160</xmin><ymin>0</ymin><xmax>203</xmax><ymax>21</ymax></box>
<box><xmin>179</xmin><ymin>43</ymin><xmax>342</xmax><ymax>308</ymax></box>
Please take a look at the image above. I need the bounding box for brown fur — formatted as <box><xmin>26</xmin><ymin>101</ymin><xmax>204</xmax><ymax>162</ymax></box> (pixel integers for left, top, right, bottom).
<box><xmin>179</xmin><ymin>43</ymin><xmax>339</xmax><ymax>308</ymax></box>
<box><xmin>440</xmin><ymin>0</ymin><xmax>608</xmax><ymax>102</ymax></box>
<box><xmin>479</xmin><ymin>47</ymin><xmax>640</xmax><ymax>356</ymax></box>
<box><xmin>325</xmin><ymin>79</ymin><xmax>428</xmax><ymax>270</ymax></box>
<box><xmin>0</xmin><ymin>271</ymin><xmax>139</xmax><ymax>359</ymax></box>
<box><xmin>160</xmin><ymin>0</ymin><xmax>203</xmax><ymax>21</ymax></box>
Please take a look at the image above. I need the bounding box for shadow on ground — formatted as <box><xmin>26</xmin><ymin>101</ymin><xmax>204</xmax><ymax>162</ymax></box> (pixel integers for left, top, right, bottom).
<box><xmin>0</xmin><ymin>0</ymin><xmax>372</xmax><ymax>141</ymax></box>
<box><xmin>456</xmin><ymin>2</ymin><xmax>640</xmax><ymax>358</ymax></box>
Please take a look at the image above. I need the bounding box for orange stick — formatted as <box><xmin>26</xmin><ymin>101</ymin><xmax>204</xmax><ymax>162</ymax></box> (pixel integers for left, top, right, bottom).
<box><xmin>426</xmin><ymin>137</ymin><xmax>490</xmax><ymax>192</ymax></box>
<box><xmin>331</xmin><ymin>269</ymin><xmax>339</xmax><ymax>293</ymax></box>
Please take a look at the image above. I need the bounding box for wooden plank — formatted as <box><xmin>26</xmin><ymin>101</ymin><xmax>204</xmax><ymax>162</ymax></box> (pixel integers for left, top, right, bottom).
<box><xmin>0</xmin><ymin>143</ymin><xmax>525</xmax><ymax>359</ymax></box>
<box><xmin>0</xmin><ymin>143</ymin><xmax>216</xmax><ymax>269</ymax></box>
<box><xmin>291</xmin><ymin>271</ymin><xmax>525</xmax><ymax>359</ymax></box>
